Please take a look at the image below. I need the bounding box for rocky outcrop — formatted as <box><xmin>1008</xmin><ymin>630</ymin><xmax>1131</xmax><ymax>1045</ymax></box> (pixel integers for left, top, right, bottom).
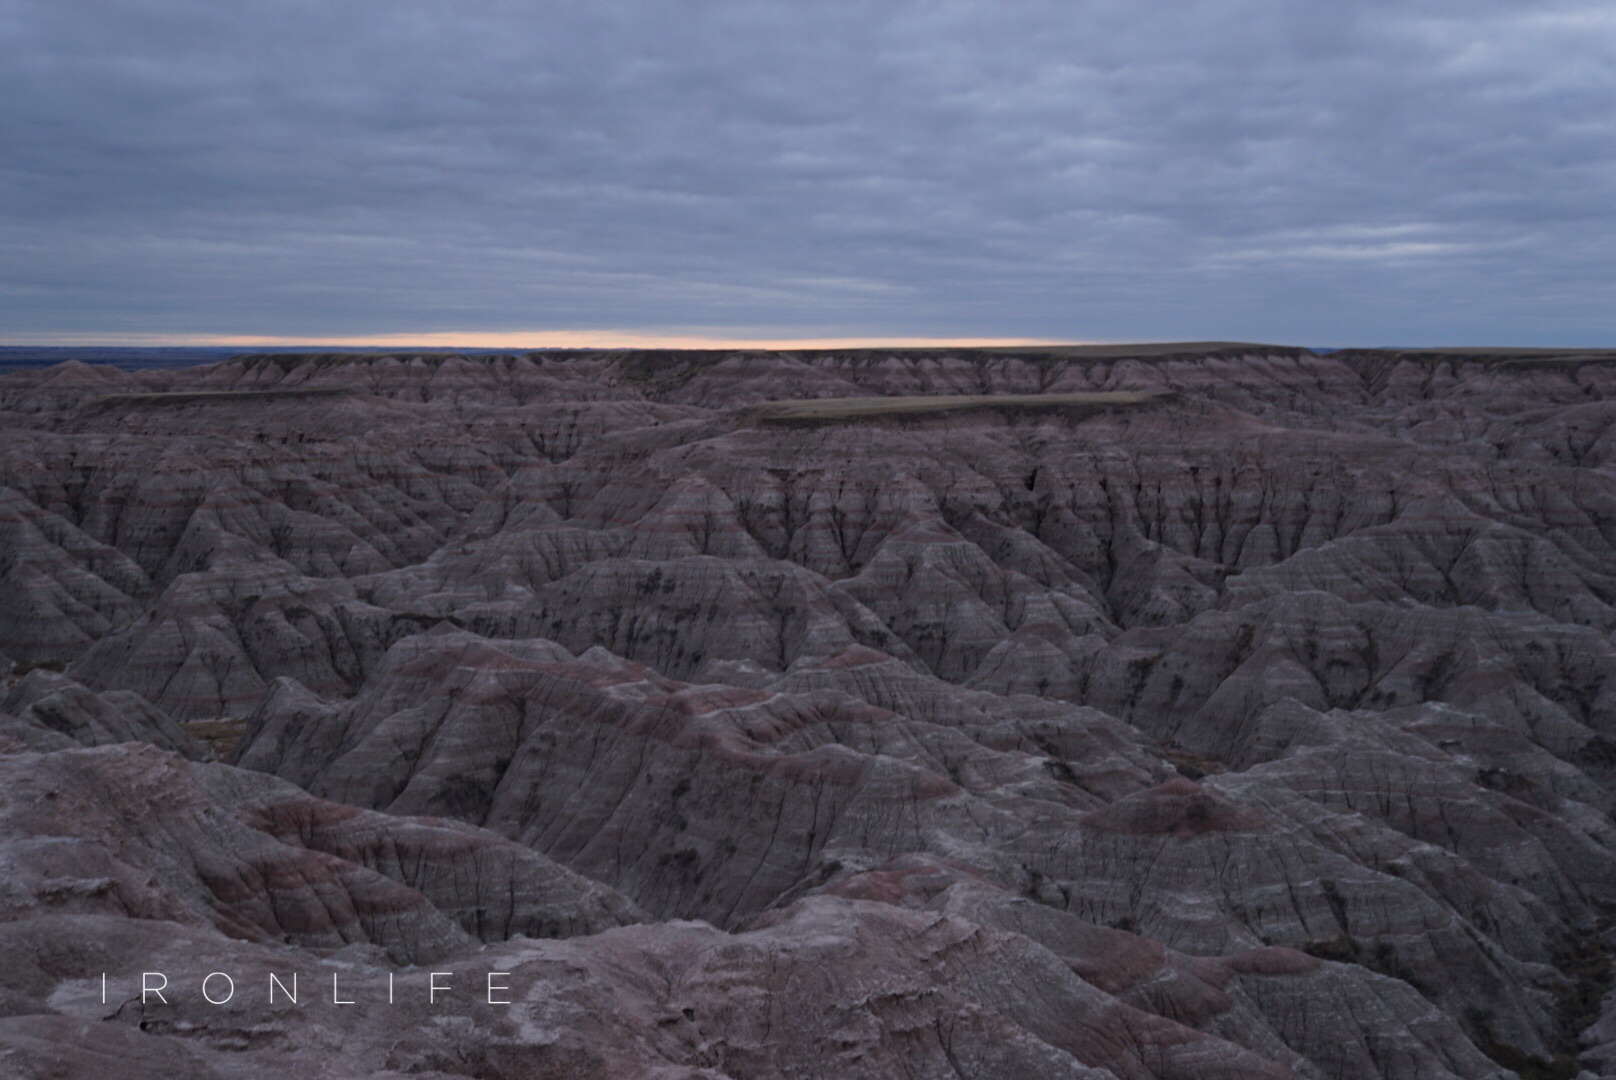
<box><xmin>232</xmin><ymin>624</ymin><xmax>1586</xmax><ymax>1064</ymax></box>
<box><xmin>0</xmin><ymin>742</ymin><xmax>643</xmax><ymax>963</ymax></box>
<box><xmin>1</xmin><ymin>669</ymin><xmax>201</xmax><ymax>755</ymax></box>
<box><xmin>0</xmin><ymin>894</ymin><xmax>1516</xmax><ymax>1080</ymax></box>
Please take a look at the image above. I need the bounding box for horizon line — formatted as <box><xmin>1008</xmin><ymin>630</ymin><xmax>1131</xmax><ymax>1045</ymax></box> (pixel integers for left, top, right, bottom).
<box><xmin>0</xmin><ymin>331</ymin><xmax>1077</xmax><ymax>351</ymax></box>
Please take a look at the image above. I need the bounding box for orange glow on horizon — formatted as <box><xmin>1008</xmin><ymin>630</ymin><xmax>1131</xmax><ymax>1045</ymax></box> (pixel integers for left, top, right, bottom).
<box><xmin>5</xmin><ymin>330</ymin><xmax>1076</xmax><ymax>350</ymax></box>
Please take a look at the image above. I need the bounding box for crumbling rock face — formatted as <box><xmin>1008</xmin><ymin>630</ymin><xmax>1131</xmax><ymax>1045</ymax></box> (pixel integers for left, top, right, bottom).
<box><xmin>1</xmin><ymin>668</ymin><xmax>201</xmax><ymax>755</ymax></box>
<box><xmin>4</xmin><ymin>345</ymin><xmax>1616</xmax><ymax>1078</ymax></box>
<box><xmin>0</xmin><ymin>897</ymin><xmax>1514</xmax><ymax>1080</ymax></box>
<box><xmin>0</xmin><ymin>742</ymin><xmax>643</xmax><ymax>964</ymax></box>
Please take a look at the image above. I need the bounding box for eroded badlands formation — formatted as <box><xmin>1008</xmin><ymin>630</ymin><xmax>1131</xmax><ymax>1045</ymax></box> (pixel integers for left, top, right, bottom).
<box><xmin>3</xmin><ymin>344</ymin><xmax>1616</xmax><ymax>1078</ymax></box>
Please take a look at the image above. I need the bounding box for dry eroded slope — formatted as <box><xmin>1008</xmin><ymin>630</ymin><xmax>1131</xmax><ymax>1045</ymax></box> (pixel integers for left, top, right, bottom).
<box><xmin>3</xmin><ymin>346</ymin><xmax>1616</xmax><ymax>1079</ymax></box>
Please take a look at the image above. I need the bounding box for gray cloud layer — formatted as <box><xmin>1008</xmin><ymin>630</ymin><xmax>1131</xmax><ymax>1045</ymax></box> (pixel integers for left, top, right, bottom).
<box><xmin>2</xmin><ymin>1</ymin><xmax>1612</xmax><ymax>343</ymax></box>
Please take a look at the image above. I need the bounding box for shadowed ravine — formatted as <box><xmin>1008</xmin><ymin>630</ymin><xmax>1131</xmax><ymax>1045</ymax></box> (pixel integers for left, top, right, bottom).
<box><xmin>4</xmin><ymin>345</ymin><xmax>1616</xmax><ymax>1079</ymax></box>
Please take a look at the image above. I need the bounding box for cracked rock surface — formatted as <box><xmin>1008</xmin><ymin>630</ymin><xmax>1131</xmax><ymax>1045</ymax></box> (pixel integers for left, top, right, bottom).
<box><xmin>4</xmin><ymin>345</ymin><xmax>1616</xmax><ymax>1078</ymax></box>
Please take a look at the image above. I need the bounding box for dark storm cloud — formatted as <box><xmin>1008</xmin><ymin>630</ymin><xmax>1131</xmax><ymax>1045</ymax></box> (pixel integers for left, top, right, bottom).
<box><xmin>2</xmin><ymin>0</ymin><xmax>1612</xmax><ymax>342</ymax></box>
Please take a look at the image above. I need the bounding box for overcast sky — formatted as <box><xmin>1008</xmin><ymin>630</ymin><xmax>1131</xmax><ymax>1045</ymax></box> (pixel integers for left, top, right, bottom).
<box><xmin>2</xmin><ymin>1</ymin><xmax>1612</xmax><ymax>346</ymax></box>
